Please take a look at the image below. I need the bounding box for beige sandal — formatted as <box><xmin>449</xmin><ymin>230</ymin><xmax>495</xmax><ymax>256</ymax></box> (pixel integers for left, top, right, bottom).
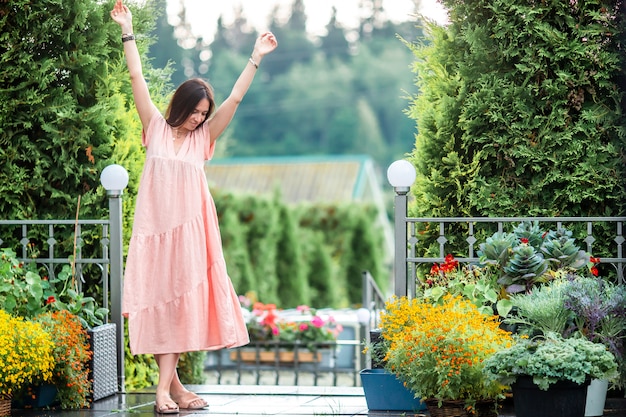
<box><xmin>172</xmin><ymin>392</ymin><xmax>208</xmax><ymax>410</ymax></box>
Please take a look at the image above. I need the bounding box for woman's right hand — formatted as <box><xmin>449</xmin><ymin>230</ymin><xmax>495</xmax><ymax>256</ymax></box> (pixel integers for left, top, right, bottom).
<box><xmin>110</xmin><ymin>0</ymin><xmax>133</xmax><ymax>31</ymax></box>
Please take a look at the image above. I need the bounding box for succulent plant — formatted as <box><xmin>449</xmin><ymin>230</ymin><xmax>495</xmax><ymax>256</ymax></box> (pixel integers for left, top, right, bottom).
<box><xmin>512</xmin><ymin>221</ymin><xmax>544</xmax><ymax>250</ymax></box>
<box><xmin>477</xmin><ymin>232</ymin><xmax>516</xmax><ymax>267</ymax></box>
<box><xmin>541</xmin><ymin>228</ymin><xmax>587</xmax><ymax>269</ymax></box>
<box><xmin>500</xmin><ymin>244</ymin><xmax>549</xmax><ymax>293</ymax></box>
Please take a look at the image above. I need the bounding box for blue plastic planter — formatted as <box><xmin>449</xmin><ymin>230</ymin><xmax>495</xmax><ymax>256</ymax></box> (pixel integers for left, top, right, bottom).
<box><xmin>360</xmin><ymin>368</ymin><xmax>427</xmax><ymax>411</ymax></box>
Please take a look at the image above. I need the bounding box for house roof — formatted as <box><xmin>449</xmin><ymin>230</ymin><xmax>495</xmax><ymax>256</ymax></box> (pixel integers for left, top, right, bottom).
<box><xmin>205</xmin><ymin>155</ymin><xmax>380</xmax><ymax>205</ymax></box>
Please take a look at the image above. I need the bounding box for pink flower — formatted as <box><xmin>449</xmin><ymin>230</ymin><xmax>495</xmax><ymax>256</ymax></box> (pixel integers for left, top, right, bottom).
<box><xmin>311</xmin><ymin>316</ymin><xmax>325</xmax><ymax>328</ymax></box>
<box><xmin>299</xmin><ymin>323</ymin><xmax>309</xmax><ymax>331</ymax></box>
<box><xmin>272</xmin><ymin>326</ymin><xmax>280</xmax><ymax>336</ymax></box>
<box><xmin>238</xmin><ymin>295</ymin><xmax>251</xmax><ymax>307</ymax></box>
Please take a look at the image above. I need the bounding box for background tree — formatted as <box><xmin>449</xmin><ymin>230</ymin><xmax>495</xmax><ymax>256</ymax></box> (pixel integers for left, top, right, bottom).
<box><xmin>404</xmin><ymin>0</ymin><xmax>626</xmax><ymax>269</ymax></box>
<box><xmin>320</xmin><ymin>7</ymin><xmax>351</xmax><ymax>62</ymax></box>
<box><xmin>407</xmin><ymin>0</ymin><xmax>626</xmax><ymax>219</ymax></box>
<box><xmin>147</xmin><ymin>0</ymin><xmax>423</xmax><ymax>170</ymax></box>
<box><xmin>275</xmin><ymin>201</ymin><xmax>310</xmax><ymax>307</ymax></box>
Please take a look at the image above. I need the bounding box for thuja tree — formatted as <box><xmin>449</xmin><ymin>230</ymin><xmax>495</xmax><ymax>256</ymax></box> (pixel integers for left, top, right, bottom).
<box><xmin>0</xmin><ymin>0</ymin><xmax>175</xmax><ymax>393</ymax></box>
<box><xmin>404</xmin><ymin>0</ymin><xmax>626</xmax><ymax>266</ymax></box>
<box><xmin>406</xmin><ymin>0</ymin><xmax>626</xmax><ymax>219</ymax></box>
<box><xmin>0</xmin><ymin>0</ymin><xmax>164</xmax><ymax>258</ymax></box>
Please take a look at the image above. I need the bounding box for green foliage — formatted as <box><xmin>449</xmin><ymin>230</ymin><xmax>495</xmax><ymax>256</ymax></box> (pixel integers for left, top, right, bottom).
<box><xmin>484</xmin><ymin>334</ymin><xmax>618</xmax><ymax>390</ymax></box>
<box><xmin>214</xmin><ymin>190</ymin><xmax>388</xmax><ymax>309</ymax></box>
<box><xmin>541</xmin><ymin>228</ymin><xmax>588</xmax><ymax>269</ymax></box>
<box><xmin>502</xmin><ymin>244</ymin><xmax>549</xmax><ymax>291</ymax></box>
<box><xmin>506</xmin><ymin>280</ymin><xmax>573</xmax><ymax>337</ymax></box>
<box><xmin>0</xmin><ymin>248</ymin><xmax>47</xmax><ymax>317</ymax></box>
<box><xmin>406</xmin><ymin>0</ymin><xmax>626</xmax><ymax>218</ymax></box>
<box><xmin>297</xmin><ymin>203</ymin><xmax>388</xmax><ymax>306</ymax></box>
<box><xmin>418</xmin><ymin>255</ymin><xmax>513</xmax><ymax>317</ymax></box>
<box><xmin>275</xmin><ymin>202</ymin><xmax>310</xmax><ymax>307</ymax></box>
<box><xmin>178</xmin><ymin>351</ymin><xmax>207</xmax><ymax>385</ymax></box>
<box><xmin>0</xmin><ymin>248</ymin><xmax>107</xmax><ymax>328</ymax></box>
<box><xmin>478</xmin><ymin>222</ymin><xmax>588</xmax><ymax>293</ymax></box>
<box><xmin>216</xmin><ymin>192</ymin><xmax>258</xmax><ymax>293</ymax></box>
<box><xmin>302</xmin><ymin>230</ymin><xmax>339</xmax><ymax>308</ymax></box>
<box><xmin>343</xmin><ymin>208</ymin><xmax>387</xmax><ymax>302</ymax></box>
<box><xmin>237</xmin><ymin>195</ymin><xmax>281</xmax><ymax>304</ymax></box>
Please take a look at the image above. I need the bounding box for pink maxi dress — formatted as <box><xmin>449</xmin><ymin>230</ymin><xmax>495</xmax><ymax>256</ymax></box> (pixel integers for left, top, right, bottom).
<box><xmin>123</xmin><ymin>113</ymin><xmax>250</xmax><ymax>355</ymax></box>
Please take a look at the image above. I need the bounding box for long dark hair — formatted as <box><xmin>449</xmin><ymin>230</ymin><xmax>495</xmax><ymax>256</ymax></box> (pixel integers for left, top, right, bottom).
<box><xmin>165</xmin><ymin>78</ymin><xmax>216</xmax><ymax>128</ymax></box>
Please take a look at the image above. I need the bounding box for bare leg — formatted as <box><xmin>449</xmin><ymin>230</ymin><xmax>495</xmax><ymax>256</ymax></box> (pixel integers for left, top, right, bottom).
<box><xmin>154</xmin><ymin>353</ymin><xmax>180</xmax><ymax>413</ymax></box>
<box><xmin>169</xmin><ymin>355</ymin><xmax>209</xmax><ymax>410</ymax></box>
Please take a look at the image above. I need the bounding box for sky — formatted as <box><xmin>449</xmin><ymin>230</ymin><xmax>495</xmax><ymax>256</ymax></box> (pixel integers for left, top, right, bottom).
<box><xmin>167</xmin><ymin>0</ymin><xmax>449</xmax><ymax>42</ymax></box>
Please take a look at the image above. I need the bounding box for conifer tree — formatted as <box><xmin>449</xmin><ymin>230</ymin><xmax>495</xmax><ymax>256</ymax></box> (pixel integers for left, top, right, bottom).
<box><xmin>0</xmin><ymin>0</ymin><xmax>160</xmax><ymax>223</ymax></box>
<box><xmin>275</xmin><ymin>203</ymin><xmax>310</xmax><ymax>308</ymax></box>
<box><xmin>406</xmin><ymin>0</ymin><xmax>626</xmax><ymax>218</ymax></box>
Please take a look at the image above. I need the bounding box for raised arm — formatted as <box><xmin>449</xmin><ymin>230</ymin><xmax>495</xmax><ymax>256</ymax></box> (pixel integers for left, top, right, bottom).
<box><xmin>110</xmin><ymin>0</ymin><xmax>158</xmax><ymax>130</ymax></box>
<box><xmin>208</xmin><ymin>32</ymin><xmax>278</xmax><ymax>142</ymax></box>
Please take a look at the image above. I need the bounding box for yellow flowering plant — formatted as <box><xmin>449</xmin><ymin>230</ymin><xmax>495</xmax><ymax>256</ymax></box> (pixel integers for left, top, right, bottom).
<box><xmin>0</xmin><ymin>310</ymin><xmax>54</xmax><ymax>399</ymax></box>
<box><xmin>380</xmin><ymin>294</ymin><xmax>514</xmax><ymax>412</ymax></box>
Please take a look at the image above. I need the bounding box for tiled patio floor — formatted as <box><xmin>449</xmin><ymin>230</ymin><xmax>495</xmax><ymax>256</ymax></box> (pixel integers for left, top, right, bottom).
<box><xmin>10</xmin><ymin>385</ymin><xmax>626</xmax><ymax>416</ymax></box>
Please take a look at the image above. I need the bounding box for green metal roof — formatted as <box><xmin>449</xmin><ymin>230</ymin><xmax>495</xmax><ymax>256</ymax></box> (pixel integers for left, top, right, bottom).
<box><xmin>205</xmin><ymin>155</ymin><xmax>377</xmax><ymax>204</ymax></box>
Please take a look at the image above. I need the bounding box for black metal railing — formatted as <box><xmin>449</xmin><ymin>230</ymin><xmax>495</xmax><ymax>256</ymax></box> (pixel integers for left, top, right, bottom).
<box><xmin>205</xmin><ymin>340</ymin><xmax>363</xmax><ymax>386</ymax></box>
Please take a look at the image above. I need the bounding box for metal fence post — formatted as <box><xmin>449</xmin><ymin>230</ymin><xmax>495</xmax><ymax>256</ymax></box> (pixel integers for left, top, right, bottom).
<box><xmin>101</xmin><ymin>164</ymin><xmax>129</xmax><ymax>393</ymax></box>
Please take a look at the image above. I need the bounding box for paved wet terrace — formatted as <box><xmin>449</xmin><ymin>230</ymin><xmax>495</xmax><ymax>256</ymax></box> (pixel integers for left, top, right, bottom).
<box><xmin>10</xmin><ymin>384</ymin><xmax>626</xmax><ymax>417</ymax></box>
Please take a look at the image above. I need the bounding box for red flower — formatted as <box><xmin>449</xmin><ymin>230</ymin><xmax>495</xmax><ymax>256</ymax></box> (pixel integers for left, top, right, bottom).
<box><xmin>590</xmin><ymin>266</ymin><xmax>599</xmax><ymax>276</ymax></box>
<box><xmin>590</xmin><ymin>256</ymin><xmax>601</xmax><ymax>264</ymax></box>
<box><xmin>46</xmin><ymin>296</ymin><xmax>56</xmax><ymax>305</ymax></box>
<box><xmin>520</xmin><ymin>238</ymin><xmax>529</xmax><ymax>244</ymax></box>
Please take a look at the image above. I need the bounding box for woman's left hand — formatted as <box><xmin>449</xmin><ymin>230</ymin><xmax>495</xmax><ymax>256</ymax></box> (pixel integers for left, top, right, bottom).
<box><xmin>254</xmin><ymin>32</ymin><xmax>278</xmax><ymax>57</ymax></box>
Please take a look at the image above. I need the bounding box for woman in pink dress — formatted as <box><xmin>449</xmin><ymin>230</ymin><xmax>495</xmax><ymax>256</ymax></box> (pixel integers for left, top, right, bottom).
<box><xmin>110</xmin><ymin>1</ymin><xmax>278</xmax><ymax>413</ymax></box>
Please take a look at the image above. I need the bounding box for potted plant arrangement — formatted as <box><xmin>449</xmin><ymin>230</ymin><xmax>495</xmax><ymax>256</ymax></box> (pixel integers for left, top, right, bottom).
<box><xmin>561</xmin><ymin>273</ymin><xmax>625</xmax><ymax>416</ymax></box>
<box><xmin>235</xmin><ymin>298</ymin><xmax>343</xmax><ymax>364</ymax></box>
<box><xmin>377</xmin><ymin>294</ymin><xmax>514</xmax><ymax>417</ymax></box>
<box><xmin>483</xmin><ymin>333</ymin><xmax>618</xmax><ymax>417</ymax></box>
<box><xmin>499</xmin><ymin>270</ymin><xmax>625</xmax><ymax>416</ymax></box>
<box><xmin>0</xmin><ymin>310</ymin><xmax>54</xmax><ymax>417</ymax></box>
<box><xmin>0</xmin><ymin>248</ymin><xmax>112</xmax><ymax>409</ymax></box>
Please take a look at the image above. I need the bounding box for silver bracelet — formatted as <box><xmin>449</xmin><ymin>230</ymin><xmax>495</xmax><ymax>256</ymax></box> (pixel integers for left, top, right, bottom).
<box><xmin>248</xmin><ymin>56</ymin><xmax>259</xmax><ymax>69</ymax></box>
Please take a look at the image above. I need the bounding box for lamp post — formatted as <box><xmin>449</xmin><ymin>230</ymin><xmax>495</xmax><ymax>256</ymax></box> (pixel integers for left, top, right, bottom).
<box><xmin>100</xmin><ymin>164</ymin><xmax>129</xmax><ymax>393</ymax></box>
<box><xmin>386</xmin><ymin>160</ymin><xmax>416</xmax><ymax>298</ymax></box>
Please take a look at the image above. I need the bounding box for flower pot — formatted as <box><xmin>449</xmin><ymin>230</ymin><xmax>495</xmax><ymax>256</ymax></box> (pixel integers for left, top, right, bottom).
<box><xmin>585</xmin><ymin>379</ymin><xmax>609</xmax><ymax>417</ymax></box>
<box><xmin>230</xmin><ymin>349</ymin><xmax>322</xmax><ymax>364</ymax></box>
<box><xmin>425</xmin><ymin>398</ymin><xmax>498</xmax><ymax>417</ymax></box>
<box><xmin>88</xmin><ymin>323</ymin><xmax>118</xmax><ymax>401</ymax></box>
<box><xmin>359</xmin><ymin>368</ymin><xmax>427</xmax><ymax>411</ymax></box>
<box><xmin>512</xmin><ymin>376</ymin><xmax>589</xmax><ymax>417</ymax></box>
<box><xmin>0</xmin><ymin>397</ymin><xmax>11</xmax><ymax>417</ymax></box>
<box><xmin>10</xmin><ymin>383</ymin><xmax>58</xmax><ymax>410</ymax></box>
